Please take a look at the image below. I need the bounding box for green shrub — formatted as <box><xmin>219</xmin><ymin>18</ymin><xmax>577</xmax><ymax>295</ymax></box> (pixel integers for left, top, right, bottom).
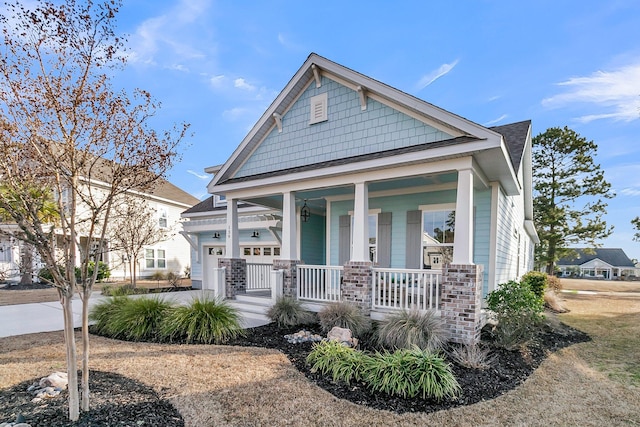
<box><xmin>306</xmin><ymin>340</ymin><xmax>371</xmax><ymax>385</ymax></box>
<box><xmin>521</xmin><ymin>271</ymin><xmax>548</xmax><ymax>299</ymax></box>
<box><xmin>362</xmin><ymin>347</ymin><xmax>460</xmax><ymax>400</ymax></box>
<box><xmin>318</xmin><ymin>302</ymin><xmax>371</xmax><ymax>337</ymax></box>
<box><xmin>160</xmin><ymin>294</ymin><xmax>245</xmax><ymax>344</ymax></box>
<box><xmin>266</xmin><ymin>297</ymin><xmax>315</xmax><ymax>327</ymax></box>
<box><xmin>486</xmin><ymin>280</ymin><xmax>545</xmax><ymax>348</ymax></box>
<box><xmin>376</xmin><ymin>309</ymin><xmax>446</xmax><ymax>352</ymax></box>
<box><xmin>97</xmin><ymin>296</ymin><xmax>175</xmax><ymax>341</ymax></box>
<box><xmin>149</xmin><ymin>271</ymin><xmax>166</xmax><ymax>281</ymax></box>
<box><xmin>88</xmin><ymin>296</ymin><xmax>129</xmax><ymax>337</ymax></box>
<box><xmin>101</xmin><ymin>284</ymin><xmax>149</xmax><ymax>296</ymax></box>
<box><xmin>37</xmin><ymin>265</ymin><xmax>66</xmax><ymax>284</ymax></box>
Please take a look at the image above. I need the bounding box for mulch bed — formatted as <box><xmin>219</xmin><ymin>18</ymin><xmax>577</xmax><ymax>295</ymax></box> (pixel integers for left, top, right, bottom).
<box><xmin>0</xmin><ymin>316</ymin><xmax>591</xmax><ymax>425</ymax></box>
<box><xmin>0</xmin><ymin>370</ymin><xmax>183</xmax><ymax>427</ymax></box>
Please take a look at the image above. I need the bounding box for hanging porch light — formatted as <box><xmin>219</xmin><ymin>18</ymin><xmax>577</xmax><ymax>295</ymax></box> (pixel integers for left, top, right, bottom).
<box><xmin>300</xmin><ymin>200</ymin><xmax>311</xmax><ymax>222</ymax></box>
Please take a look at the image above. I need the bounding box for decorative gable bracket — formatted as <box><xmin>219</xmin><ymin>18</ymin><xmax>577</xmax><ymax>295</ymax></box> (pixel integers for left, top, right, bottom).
<box><xmin>273</xmin><ymin>113</ymin><xmax>283</xmax><ymax>133</ymax></box>
<box><xmin>311</xmin><ymin>64</ymin><xmax>322</xmax><ymax>88</ymax></box>
<box><xmin>357</xmin><ymin>85</ymin><xmax>368</xmax><ymax>111</ymax></box>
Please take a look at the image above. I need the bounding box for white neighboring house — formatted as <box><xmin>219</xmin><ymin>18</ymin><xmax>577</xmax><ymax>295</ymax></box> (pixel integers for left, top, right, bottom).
<box><xmin>0</xmin><ymin>175</ymin><xmax>198</xmax><ymax>283</ymax></box>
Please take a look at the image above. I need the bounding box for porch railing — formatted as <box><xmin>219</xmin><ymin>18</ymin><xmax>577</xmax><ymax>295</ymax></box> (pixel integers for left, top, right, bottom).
<box><xmin>372</xmin><ymin>268</ymin><xmax>442</xmax><ymax>311</ymax></box>
<box><xmin>298</xmin><ymin>264</ymin><xmax>343</xmax><ymax>302</ymax></box>
<box><xmin>246</xmin><ymin>263</ymin><xmax>272</xmax><ymax>291</ymax></box>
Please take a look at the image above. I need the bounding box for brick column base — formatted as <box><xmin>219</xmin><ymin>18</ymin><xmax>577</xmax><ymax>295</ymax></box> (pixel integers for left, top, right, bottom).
<box><xmin>273</xmin><ymin>259</ymin><xmax>302</xmax><ymax>298</ymax></box>
<box><xmin>341</xmin><ymin>261</ymin><xmax>373</xmax><ymax>315</ymax></box>
<box><xmin>218</xmin><ymin>258</ymin><xmax>246</xmax><ymax>299</ymax></box>
<box><xmin>441</xmin><ymin>263</ymin><xmax>484</xmax><ymax>345</ymax></box>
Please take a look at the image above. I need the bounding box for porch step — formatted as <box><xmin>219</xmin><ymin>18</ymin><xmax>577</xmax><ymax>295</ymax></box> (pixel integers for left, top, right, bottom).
<box><xmin>229</xmin><ymin>294</ymin><xmax>273</xmax><ymax>323</ymax></box>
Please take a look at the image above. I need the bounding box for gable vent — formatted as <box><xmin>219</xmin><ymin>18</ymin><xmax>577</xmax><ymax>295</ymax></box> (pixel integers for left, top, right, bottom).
<box><xmin>309</xmin><ymin>93</ymin><xmax>328</xmax><ymax>124</ymax></box>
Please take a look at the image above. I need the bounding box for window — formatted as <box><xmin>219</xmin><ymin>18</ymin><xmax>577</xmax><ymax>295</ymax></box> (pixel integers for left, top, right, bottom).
<box><xmin>350</xmin><ymin>213</ymin><xmax>378</xmax><ymax>263</ymax></box>
<box><xmin>145</xmin><ymin>248</ymin><xmax>166</xmax><ymax>269</ymax></box>
<box><xmin>422</xmin><ymin>207</ymin><xmax>455</xmax><ymax>270</ymax></box>
<box><xmin>158</xmin><ymin>207</ymin><xmax>168</xmax><ymax>228</ymax></box>
<box><xmin>309</xmin><ymin>93</ymin><xmax>328</xmax><ymax>124</ymax></box>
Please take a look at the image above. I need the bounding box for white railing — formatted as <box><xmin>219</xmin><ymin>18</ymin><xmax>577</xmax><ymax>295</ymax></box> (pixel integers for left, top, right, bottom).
<box><xmin>298</xmin><ymin>264</ymin><xmax>343</xmax><ymax>302</ymax></box>
<box><xmin>246</xmin><ymin>263</ymin><xmax>272</xmax><ymax>290</ymax></box>
<box><xmin>209</xmin><ymin>267</ymin><xmax>226</xmax><ymax>299</ymax></box>
<box><xmin>372</xmin><ymin>268</ymin><xmax>441</xmax><ymax>311</ymax></box>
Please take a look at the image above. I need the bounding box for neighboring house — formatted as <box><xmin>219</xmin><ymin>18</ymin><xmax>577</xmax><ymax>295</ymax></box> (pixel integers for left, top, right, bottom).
<box><xmin>556</xmin><ymin>248</ymin><xmax>637</xmax><ymax>279</ymax></box>
<box><xmin>0</xmin><ymin>171</ymin><xmax>198</xmax><ymax>283</ymax></box>
<box><xmin>182</xmin><ymin>53</ymin><xmax>538</xmax><ymax>344</ymax></box>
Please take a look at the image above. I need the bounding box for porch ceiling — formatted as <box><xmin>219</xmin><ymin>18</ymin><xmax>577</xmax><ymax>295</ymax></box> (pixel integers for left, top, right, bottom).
<box><xmin>240</xmin><ymin>172</ymin><xmax>459</xmax><ymax>211</ymax></box>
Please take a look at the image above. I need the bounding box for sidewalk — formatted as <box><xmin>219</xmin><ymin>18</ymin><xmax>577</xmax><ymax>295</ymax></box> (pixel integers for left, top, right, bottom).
<box><xmin>0</xmin><ymin>290</ymin><xmax>269</xmax><ymax>338</ymax></box>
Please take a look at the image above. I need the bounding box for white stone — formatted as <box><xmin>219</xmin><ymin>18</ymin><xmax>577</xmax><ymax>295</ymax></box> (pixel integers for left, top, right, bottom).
<box><xmin>327</xmin><ymin>326</ymin><xmax>352</xmax><ymax>343</ymax></box>
<box><xmin>39</xmin><ymin>372</ymin><xmax>68</xmax><ymax>389</ymax></box>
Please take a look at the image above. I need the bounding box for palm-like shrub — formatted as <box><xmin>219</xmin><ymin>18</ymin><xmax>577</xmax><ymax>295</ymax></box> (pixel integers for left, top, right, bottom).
<box><xmin>160</xmin><ymin>294</ymin><xmax>244</xmax><ymax>344</ymax></box>
<box><xmin>90</xmin><ymin>296</ymin><xmax>174</xmax><ymax>341</ymax></box>
<box><xmin>362</xmin><ymin>347</ymin><xmax>460</xmax><ymax>400</ymax></box>
<box><xmin>266</xmin><ymin>297</ymin><xmax>315</xmax><ymax>327</ymax></box>
<box><xmin>376</xmin><ymin>309</ymin><xmax>446</xmax><ymax>351</ymax></box>
<box><xmin>318</xmin><ymin>302</ymin><xmax>371</xmax><ymax>337</ymax></box>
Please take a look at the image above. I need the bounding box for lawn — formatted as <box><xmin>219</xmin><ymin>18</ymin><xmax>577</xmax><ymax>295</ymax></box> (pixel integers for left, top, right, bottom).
<box><xmin>0</xmin><ymin>281</ymin><xmax>639</xmax><ymax>426</ymax></box>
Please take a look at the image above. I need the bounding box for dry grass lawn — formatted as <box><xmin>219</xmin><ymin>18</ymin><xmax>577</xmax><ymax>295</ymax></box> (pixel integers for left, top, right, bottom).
<box><xmin>1</xmin><ymin>279</ymin><xmax>639</xmax><ymax>426</ymax></box>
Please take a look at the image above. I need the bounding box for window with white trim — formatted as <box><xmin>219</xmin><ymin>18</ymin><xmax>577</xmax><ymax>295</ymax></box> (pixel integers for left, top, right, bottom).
<box><xmin>350</xmin><ymin>212</ymin><xmax>379</xmax><ymax>263</ymax></box>
<box><xmin>158</xmin><ymin>207</ymin><xmax>168</xmax><ymax>229</ymax></box>
<box><xmin>145</xmin><ymin>248</ymin><xmax>166</xmax><ymax>269</ymax></box>
<box><xmin>422</xmin><ymin>206</ymin><xmax>455</xmax><ymax>270</ymax></box>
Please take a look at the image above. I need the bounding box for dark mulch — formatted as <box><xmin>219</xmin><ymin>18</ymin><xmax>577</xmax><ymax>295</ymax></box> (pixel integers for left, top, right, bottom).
<box><xmin>0</xmin><ymin>316</ymin><xmax>591</xmax><ymax>424</ymax></box>
<box><xmin>0</xmin><ymin>370</ymin><xmax>183</xmax><ymax>427</ymax></box>
<box><xmin>225</xmin><ymin>319</ymin><xmax>591</xmax><ymax>414</ymax></box>
<box><xmin>0</xmin><ymin>283</ymin><xmax>54</xmax><ymax>290</ymax></box>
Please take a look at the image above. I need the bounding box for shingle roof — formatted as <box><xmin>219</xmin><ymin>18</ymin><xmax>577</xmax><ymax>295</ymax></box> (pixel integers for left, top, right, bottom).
<box><xmin>557</xmin><ymin>248</ymin><xmax>636</xmax><ymax>268</ymax></box>
<box><xmin>181</xmin><ymin>196</ymin><xmax>255</xmax><ymax>215</ymax></box>
<box><xmin>146</xmin><ymin>179</ymin><xmax>199</xmax><ymax>206</ymax></box>
<box><xmin>490</xmin><ymin>120</ymin><xmax>531</xmax><ymax>171</ymax></box>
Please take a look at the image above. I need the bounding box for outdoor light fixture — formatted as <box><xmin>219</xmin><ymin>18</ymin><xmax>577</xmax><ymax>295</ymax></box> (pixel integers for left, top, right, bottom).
<box><xmin>213</xmin><ymin>232</ymin><xmax>220</xmax><ymax>239</ymax></box>
<box><xmin>251</xmin><ymin>230</ymin><xmax>260</xmax><ymax>238</ymax></box>
<box><xmin>301</xmin><ymin>200</ymin><xmax>310</xmax><ymax>223</ymax></box>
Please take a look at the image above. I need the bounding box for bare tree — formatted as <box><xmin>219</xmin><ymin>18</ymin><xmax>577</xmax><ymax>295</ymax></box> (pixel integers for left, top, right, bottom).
<box><xmin>109</xmin><ymin>196</ymin><xmax>171</xmax><ymax>287</ymax></box>
<box><xmin>0</xmin><ymin>0</ymin><xmax>187</xmax><ymax>421</ymax></box>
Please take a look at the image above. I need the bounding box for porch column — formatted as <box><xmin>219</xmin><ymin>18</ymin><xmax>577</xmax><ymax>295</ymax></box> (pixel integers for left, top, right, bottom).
<box><xmin>225</xmin><ymin>198</ymin><xmax>240</xmax><ymax>258</ymax></box>
<box><xmin>221</xmin><ymin>198</ymin><xmax>245</xmax><ymax>298</ymax></box>
<box><xmin>453</xmin><ymin>169</ymin><xmax>474</xmax><ymax>264</ymax></box>
<box><xmin>281</xmin><ymin>191</ymin><xmax>298</xmax><ymax>260</ymax></box>
<box><xmin>352</xmin><ymin>181</ymin><xmax>369</xmax><ymax>262</ymax></box>
<box><xmin>441</xmin><ymin>263</ymin><xmax>484</xmax><ymax>345</ymax></box>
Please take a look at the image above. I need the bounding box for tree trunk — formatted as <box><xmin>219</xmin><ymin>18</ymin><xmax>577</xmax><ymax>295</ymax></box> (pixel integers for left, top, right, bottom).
<box><xmin>81</xmin><ymin>287</ymin><xmax>91</xmax><ymax>411</ymax></box>
<box><xmin>131</xmin><ymin>257</ymin><xmax>137</xmax><ymax>288</ymax></box>
<box><xmin>61</xmin><ymin>291</ymin><xmax>80</xmax><ymax>421</ymax></box>
<box><xmin>19</xmin><ymin>244</ymin><xmax>33</xmax><ymax>285</ymax></box>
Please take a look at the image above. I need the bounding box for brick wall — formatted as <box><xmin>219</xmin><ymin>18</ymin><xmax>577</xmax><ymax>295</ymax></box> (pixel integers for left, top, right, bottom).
<box><xmin>341</xmin><ymin>261</ymin><xmax>373</xmax><ymax>314</ymax></box>
<box><xmin>441</xmin><ymin>263</ymin><xmax>484</xmax><ymax>345</ymax></box>
<box><xmin>218</xmin><ymin>258</ymin><xmax>246</xmax><ymax>298</ymax></box>
<box><xmin>273</xmin><ymin>259</ymin><xmax>302</xmax><ymax>298</ymax></box>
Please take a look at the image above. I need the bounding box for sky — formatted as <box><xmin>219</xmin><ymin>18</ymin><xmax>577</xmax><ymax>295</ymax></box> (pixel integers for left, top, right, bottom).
<box><xmin>109</xmin><ymin>0</ymin><xmax>640</xmax><ymax>262</ymax></box>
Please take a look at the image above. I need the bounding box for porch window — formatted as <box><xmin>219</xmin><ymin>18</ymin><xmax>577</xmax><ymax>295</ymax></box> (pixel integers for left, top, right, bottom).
<box><xmin>422</xmin><ymin>207</ymin><xmax>455</xmax><ymax>269</ymax></box>
<box><xmin>350</xmin><ymin>213</ymin><xmax>378</xmax><ymax>263</ymax></box>
<box><xmin>145</xmin><ymin>248</ymin><xmax>166</xmax><ymax>269</ymax></box>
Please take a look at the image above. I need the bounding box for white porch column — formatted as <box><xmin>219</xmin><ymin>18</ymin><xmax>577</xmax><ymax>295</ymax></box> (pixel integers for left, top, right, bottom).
<box><xmin>352</xmin><ymin>181</ymin><xmax>370</xmax><ymax>262</ymax></box>
<box><xmin>281</xmin><ymin>191</ymin><xmax>298</xmax><ymax>259</ymax></box>
<box><xmin>453</xmin><ymin>169</ymin><xmax>474</xmax><ymax>264</ymax></box>
<box><xmin>225</xmin><ymin>198</ymin><xmax>240</xmax><ymax>258</ymax></box>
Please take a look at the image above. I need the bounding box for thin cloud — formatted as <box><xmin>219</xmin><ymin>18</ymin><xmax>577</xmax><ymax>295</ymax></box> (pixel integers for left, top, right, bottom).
<box><xmin>620</xmin><ymin>187</ymin><xmax>640</xmax><ymax>197</ymax></box>
<box><xmin>187</xmin><ymin>170</ymin><xmax>209</xmax><ymax>180</ymax></box>
<box><xmin>223</xmin><ymin>107</ymin><xmax>250</xmax><ymax>121</ymax></box>
<box><xmin>234</xmin><ymin>78</ymin><xmax>256</xmax><ymax>91</ymax></box>
<box><xmin>416</xmin><ymin>60</ymin><xmax>459</xmax><ymax>90</ymax></box>
<box><xmin>483</xmin><ymin>114</ymin><xmax>508</xmax><ymax>126</ymax></box>
<box><xmin>542</xmin><ymin>62</ymin><xmax>640</xmax><ymax>122</ymax></box>
<box><xmin>210</xmin><ymin>75</ymin><xmax>227</xmax><ymax>88</ymax></box>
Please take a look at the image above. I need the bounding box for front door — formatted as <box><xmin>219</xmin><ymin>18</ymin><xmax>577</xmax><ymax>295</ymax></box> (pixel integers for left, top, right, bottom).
<box><xmin>203</xmin><ymin>246</ymin><xmax>225</xmax><ymax>290</ymax></box>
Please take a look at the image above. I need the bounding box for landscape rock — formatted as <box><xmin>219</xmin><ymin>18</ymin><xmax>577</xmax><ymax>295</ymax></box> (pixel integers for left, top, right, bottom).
<box><xmin>327</xmin><ymin>326</ymin><xmax>358</xmax><ymax>347</ymax></box>
<box><xmin>284</xmin><ymin>330</ymin><xmax>323</xmax><ymax>344</ymax></box>
<box><xmin>38</xmin><ymin>372</ymin><xmax>67</xmax><ymax>389</ymax></box>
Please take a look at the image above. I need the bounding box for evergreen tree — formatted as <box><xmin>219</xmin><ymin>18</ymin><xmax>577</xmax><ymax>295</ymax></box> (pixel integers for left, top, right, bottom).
<box><xmin>532</xmin><ymin>126</ymin><xmax>614</xmax><ymax>274</ymax></box>
<box><xmin>632</xmin><ymin>217</ymin><xmax>640</xmax><ymax>242</ymax></box>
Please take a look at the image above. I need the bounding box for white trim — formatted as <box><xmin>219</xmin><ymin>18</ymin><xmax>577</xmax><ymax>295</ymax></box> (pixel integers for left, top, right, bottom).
<box><xmin>419</xmin><ymin>203</ymin><xmax>456</xmax><ymax>211</ymax></box>
<box><xmin>309</xmin><ymin>92</ymin><xmax>328</xmax><ymax>124</ymax></box>
<box><xmin>488</xmin><ymin>183</ymin><xmax>500</xmax><ymax>294</ymax></box>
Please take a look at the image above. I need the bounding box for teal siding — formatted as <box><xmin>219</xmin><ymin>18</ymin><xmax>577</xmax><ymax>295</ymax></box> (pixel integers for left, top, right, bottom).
<box><xmin>329</xmin><ymin>190</ymin><xmax>457</xmax><ymax>267</ymax></box>
<box><xmin>473</xmin><ymin>189</ymin><xmax>491</xmax><ymax>297</ymax></box>
<box><xmin>237</xmin><ymin>77</ymin><xmax>452</xmax><ymax>178</ymax></box>
<box><xmin>301</xmin><ymin>214</ymin><xmax>326</xmax><ymax>264</ymax></box>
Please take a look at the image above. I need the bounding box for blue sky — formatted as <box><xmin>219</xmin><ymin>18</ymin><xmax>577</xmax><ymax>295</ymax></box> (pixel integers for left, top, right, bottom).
<box><xmin>112</xmin><ymin>0</ymin><xmax>640</xmax><ymax>261</ymax></box>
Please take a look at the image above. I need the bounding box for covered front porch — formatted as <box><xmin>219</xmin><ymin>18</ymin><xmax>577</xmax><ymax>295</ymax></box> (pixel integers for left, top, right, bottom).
<box><xmin>207</xmin><ymin>163</ymin><xmax>487</xmax><ymax>344</ymax></box>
